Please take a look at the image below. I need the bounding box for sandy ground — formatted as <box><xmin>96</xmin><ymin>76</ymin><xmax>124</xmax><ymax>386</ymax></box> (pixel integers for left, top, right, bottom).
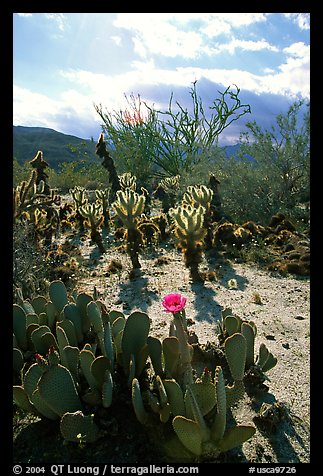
<box><xmin>71</xmin><ymin>238</ymin><xmax>310</xmax><ymax>464</ymax></box>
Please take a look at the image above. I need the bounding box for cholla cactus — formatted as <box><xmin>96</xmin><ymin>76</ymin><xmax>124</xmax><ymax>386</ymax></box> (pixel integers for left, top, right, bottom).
<box><xmin>13</xmin><ymin>171</ymin><xmax>60</xmax><ymax>225</ymax></box>
<box><xmin>183</xmin><ymin>185</ymin><xmax>213</xmax><ymax>210</ymax></box>
<box><xmin>95</xmin><ymin>188</ymin><xmax>110</xmax><ymax>230</ymax></box>
<box><xmin>112</xmin><ymin>189</ymin><xmax>146</xmax><ymax>268</ymax></box>
<box><xmin>79</xmin><ymin>202</ymin><xmax>105</xmax><ymax>253</ymax></box>
<box><xmin>160</xmin><ymin>175</ymin><xmax>180</xmax><ymax>192</ymax></box>
<box><xmin>29</xmin><ymin>150</ymin><xmax>50</xmax><ymax>195</ymax></box>
<box><xmin>154</xmin><ymin>175</ymin><xmax>180</xmax><ymax>213</ymax></box>
<box><xmin>70</xmin><ymin>186</ymin><xmax>88</xmax><ymax>232</ymax></box>
<box><xmin>169</xmin><ymin>204</ymin><xmax>206</xmax><ymax>282</ymax></box>
<box><xmin>119</xmin><ymin>172</ymin><xmax>137</xmax><ymax>191</ymax></box>
<box><xmin>183</xmin><ymin>185</ymin><xmax>214</xmax><ymax>248</ymax></box>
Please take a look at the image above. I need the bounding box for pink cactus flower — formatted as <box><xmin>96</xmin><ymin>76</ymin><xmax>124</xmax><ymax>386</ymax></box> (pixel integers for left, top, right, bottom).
<box><xmin>162</xmin><ymin>293</ymin><xmax>187</xmax><ymax>313</ymax></box>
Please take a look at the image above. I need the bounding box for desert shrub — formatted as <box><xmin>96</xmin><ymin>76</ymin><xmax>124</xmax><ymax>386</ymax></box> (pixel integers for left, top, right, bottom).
<box><xmin>13</xmin><ymin>221</ymin><xmax>49</xmax><ymax>299</ymax></box>
<box><xmin>48</xmin><ymin>161</ymin><xmax>108</xmax><ymax>193</ymax></box>
<box><xmin>95</xmin><ymin>82</ymin><xmax>251</xmax><ymax>184</ymax></box>
<box><xmin>13</xmin><ymin>159</ymin><xmax>30</xmax><ymax>187</ymax></box>
<box><xmin>180</xmin><ymin>100</ymin><xmax>310</xmax><ymax>228</ymax></box>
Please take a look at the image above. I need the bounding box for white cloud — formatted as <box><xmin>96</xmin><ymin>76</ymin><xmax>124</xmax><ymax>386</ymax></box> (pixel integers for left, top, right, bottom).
<box><xmin>113</xmin><ymin>13</ymin><xmax>269</xmax><ymax>59</ymax></box>
<box><xmin>215</xmin><ymin>38</ymin><xmax>279</xmax><ymax>55</ymax></box>
<box><xmin>44</xmin><ymin>13</ymin><xmax>67</xmax><ymax>32</ymax></box>
<box><xmin>13</xmin><ymin>84</ymin><xmax>98</xmax><ymax>136</ymax></box>
<box><xmin>111</xmin><ymin>35</ymin><xmax>122</xmax><ymax>46</ymax></box>
<box><xmin>60</xmin><ymin>47</ymin><xmax>310</xmax><ymax>102</ymax></box>
<box><xmin>283</xmin><ymin>42</ymin><xmax>310</xmax><ymax>58</ymax></box>
<box><xmin>283</xmin><ymin>13</ymin><xmax>310</xmax><ymax>30</ymax></box>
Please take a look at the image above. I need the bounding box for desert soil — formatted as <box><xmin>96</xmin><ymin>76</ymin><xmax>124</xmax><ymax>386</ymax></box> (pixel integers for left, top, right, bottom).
<box><xmin>70</xmin><ymin>235</ymin><xmax>310</xmax><ymax>464</ymax></box>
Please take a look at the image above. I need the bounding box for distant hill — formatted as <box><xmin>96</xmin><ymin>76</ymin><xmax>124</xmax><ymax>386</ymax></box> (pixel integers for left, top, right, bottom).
<box><xmin>13</xmin><ymin>126</ymin><xmax>249</xmax><ymax>172</ymax></box>
<box><xmin>13</xmin><ymin>126</ymin><xmax>98</xmax><ymax>169</ymax></box>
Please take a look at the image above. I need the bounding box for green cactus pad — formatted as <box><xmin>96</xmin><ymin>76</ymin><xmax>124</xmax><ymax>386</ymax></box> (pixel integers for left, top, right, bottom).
<box><xmin>38</xmin><ymin>364</ymin><xmax>82</xmax><ymax>417</ymax></box>
<box><xmin>62</xmin><ymin>346</ymin><xmax>80</xmax><ymax>382</ymax></box>
<box><xmin>162</xmin><ymin>337</ymin><xmax>180</xmax><ymax>377</ymax></box>
<box><xmin>132</xmin><ymin>378</ymin><xmax>148</xmax><ymax>425</ymax></box>
<box><xmin>147</xmin><ymin>336</ymin><xmax>163</xmax><ymax>375</ymax></box>
<box><xmin>211</xmin><ymin>366</ymin><xmax>227</xmax><ymax>442</ymax></box>
<box><xmin>91</xmin><ymin>355</ymin><xmax>109</xmax><ymax>387</ymax></box>
<box><xmin>159</xmin><ymin>403</ymin><xmax>171</xmax><ymax>423</ymax></box>
<box><xmin>224</xmin><ymin>333</ymin><xmax>247</xmax><ymax>381</ymax></box>
<box><xmin>23</xmin><ymin>363</ymin><xmax>44</xmax><ymax>398</ymax></box>
<box><xmin>218</xmin><ymin>425</ymin><xmax>256</xmax><ymax>452</ymax></box>
<box><xmin>184</xmin><ymin>382</ymin><xmax>216</xmax><ymax>420</ymax></box>
<box><xmin>26</xmin><ymin>313</ymin><xmax>39</xmax><ymax>327</ymax></box>
<box><xmin>38</xmin><ymin>313</ymin><xmax>47</xmax><ymax>326</ymax></box>
<box><xmin>257</xmin><ymin>343</ymin><xmax>277</xmax><ymax>372</ymax></box>
<box><xmin>163</xmin><ymin>379</ymin><xmax>185</xmax><ymax>416</ymax></box>
<box><xmin>121</xmin><ymin>311</ymin><xmax>150</xmax><ymax>373</ymax></box>
<box><xmin>110</xmin><ymin>315</ymin><xmax>126</xmax><ymax>338</ymax></box>
<box><xmin>241</xmin><ymin>322</ymin><xmax>256</xmax><ymax>367</ymax></box>
<box><xmin>49</xmin><ymin>280</ymin><xmax>69</xmax><ymax>314</ymax></box>
<box><xmin>31</xmin><ymin>296</ymin><xmax>47</xmax><ymax>316</ymax></box>
<box><xmin>13</xmin><ymin>304</ymin><xmax>27</xmax><ymax>351</ymax></box>
<box><xmin>56</xmin><ymin>326</ymin><xmax>70</xmax><ymax>366</ymax></box>
<box><xmin>20</xmin><ymin>300</ymin><xmax>36</xmax><ymax>316</ymax></box>
<box><xmin>13</xmin><ymin>347</ymin><xmax>24</xmax><ymax>374</ymax></box>
<box><xmin>102</xmin><ymin>370</ymin><xmax>113</xmax><ymax>408</ymax></box>
<box><xmin>75</xmin><ymin>293</ymin><xmax>93</xmax><ymax>333</ymax></box>
<box><xmin>13</xmin><ymin>386</ymin><xmax>38</xmax><ymax>414</ymax></box>
<box><xmin>103</xmin><ymin>321</ymin><xmax>114</xmax><ymax>368</ymax></box>
<box><xmin>31</xmin><ymin>387</ymin><xmax>60</xmax><ymax>420</ymax></box>
<box><xmin>87</xmin><ymin>301</ymin><xmax>104</xmax><ymax>335</ymax></box>
<box><xmin>261</xmin><ymin>352</ymin><xmax>277</xmax><ymax>373</ymax></box>
<box><xmin>80</xmin><ymin>348</ymin><xmax>99</xmax><ymax>391</ymax></box>
<box><xmin>57</xmin><ymin>318</ymin><xmax>78</xmax><ymax>347</ymax></box>
<box><xmin>63</xmin><ymin>303</ymin><xmax>83</xmax><ymax>343</ymax></box>
<box><xmin>60</xmin><ymin>411</ymin><xmax>100</xmax><ymax>443</ymax></box>
<box><xmin>31</xmin><ymin>326</ymin><xmax>57</xmax><ymax>355</ymax></box>
<box><xmin>225</xmin><ymin>380</ymin><xmax>245</xmax><ymax>409</ymax></box>
<box><xmin>45</xmin><ymin>301</ymin><xmax>57</xmax><ymax>329</ymax></box>
<box><xmin>224</xmin><ymin>316</ymin><xmax>240</xmax><ymax>336</ymax></box>
<box><xmin>172</xmin><ymin>416</ymin><xmax>202</xmax><ymax>456</ymax></box>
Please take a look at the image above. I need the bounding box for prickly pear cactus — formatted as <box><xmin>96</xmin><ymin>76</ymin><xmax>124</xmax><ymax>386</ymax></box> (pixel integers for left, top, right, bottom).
<box><xmin>60</xmin><ymin>411</ymin><xmax>100</xmax><ymax>443</ymax></box>
<box><xmin>37</xmin><ymin>360</ymin><xmax>83</xmax><ymax>417</ymax></box>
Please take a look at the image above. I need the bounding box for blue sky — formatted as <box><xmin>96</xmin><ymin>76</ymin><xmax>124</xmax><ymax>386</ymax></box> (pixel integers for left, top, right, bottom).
<box><xmin>13</xmin><ymin>13</ymin><xmax>310</xmax><ymax>144</ymax></box>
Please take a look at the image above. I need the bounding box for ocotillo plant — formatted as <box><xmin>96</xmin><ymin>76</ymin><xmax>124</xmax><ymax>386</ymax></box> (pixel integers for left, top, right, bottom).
<box><xmin>79</xmin><ymin>202</ymin><xmax>106</xmax><ymax>253</ymax></box>
<box><xmin>169</xmin><ymin>203</ymin><xmax>206</xmax><ymax>282</ymax></box>
<box><xmin>112</xmin><ymin>189</ymin><xmax>145</xmax><ymax>269</ymax></box>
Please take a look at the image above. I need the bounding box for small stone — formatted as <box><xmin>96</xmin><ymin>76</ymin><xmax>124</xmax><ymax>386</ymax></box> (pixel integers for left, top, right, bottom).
<box><xmin>282</xmin><ymin>342</ymin><xmax>290</xmax><ymax>349</ymax></box>
<box><xmin>294</xmin><ymin>315</ymin><xmax>305</xmax><ymax>320</ymax></box>
<box><xmin>265</xmin><ymin>335</ymin><xmax>276</xmax><ymax>341</ymax></box>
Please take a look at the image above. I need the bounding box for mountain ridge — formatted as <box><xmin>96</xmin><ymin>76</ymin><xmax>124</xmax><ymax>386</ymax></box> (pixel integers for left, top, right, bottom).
<box><xmin>13</xmin><ymin>125</ymin><xmax>243</xmax><ymax>169</ymax></box>
<box><xmin>13</xmin><ymin>126</ymin><xmax>98</xmax><ymax>169</ymax></box>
